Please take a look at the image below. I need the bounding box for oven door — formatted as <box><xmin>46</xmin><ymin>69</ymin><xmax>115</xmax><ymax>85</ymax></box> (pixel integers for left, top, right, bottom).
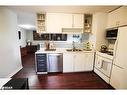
<box><xmin>95</xmin><ymin>55</ymin><xmax>113</xmax><ymax>77</ymax></box>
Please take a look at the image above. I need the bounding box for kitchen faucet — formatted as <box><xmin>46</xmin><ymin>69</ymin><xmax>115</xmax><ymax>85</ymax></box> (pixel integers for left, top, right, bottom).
<box><xmin>72</xmin><ymin>41</ymin><xmax>76</xmax><ymax>50</ymax></box>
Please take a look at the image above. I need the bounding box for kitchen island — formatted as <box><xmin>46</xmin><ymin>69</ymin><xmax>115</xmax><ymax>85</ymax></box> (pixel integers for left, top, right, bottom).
<box><xmin>35</xmin><ymin>48</ymin><xmax>95</xmax><ymax>74</ymax></box>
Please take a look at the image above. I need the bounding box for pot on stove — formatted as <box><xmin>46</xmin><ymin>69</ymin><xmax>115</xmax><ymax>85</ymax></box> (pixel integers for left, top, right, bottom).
<box><xmin>100</xmin><ymin>45</ymin><xmax>108</xmax><ymax>53</ymax></box>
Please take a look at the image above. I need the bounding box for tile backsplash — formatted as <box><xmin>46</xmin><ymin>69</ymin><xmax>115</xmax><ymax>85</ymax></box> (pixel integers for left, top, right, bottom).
<box><xmin>26</xmin><ymin>30</ymin><xmax>90</xmax><ymax>48</ymax></box>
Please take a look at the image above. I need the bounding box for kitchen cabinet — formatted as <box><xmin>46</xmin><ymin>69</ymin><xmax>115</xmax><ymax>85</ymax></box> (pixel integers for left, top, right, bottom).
<box><xmin>36</xmin><ymin>13</ymin><xmax>46</xmax><ymax>33</ymax></box>
<box><xmin>63</xmin><ymin>52</ymin><xmax>94</xmax><ymax>72</ymax></box>
<box><xmin>84</xmin><ymin>14</ymin><xmax>92</xmax><ymax>33</ymax></box>
<box><xmin>61</xmin><ymin>14</ymin><xmax>72</xmax><ymax>28</ymax></box>
<box><xmin>73</xmin><ymin>14</ymin><xmax>84</xmax><ymax>28</ymax></box>
<box><xmin>74</xmin><ymin>53</ymin><xmax>86</xmax><ymax>72</ymax></box>
<box><xmin>60</xmin><ymin>14</ymin><xmax>84</xmax><ymax>28</ymax></box>
<box><xmin>107</xmin><ymin>6</ymin><xmax>127</xmax><ymax>28</ymax></box>
<box><xmin>46</xmin><ymin>13</ymin><xmax>63</xmax><ymax>33</ymax></box>
<box><xmin>84</xmin><ymin>53</ymin><xmax>94</xmax><ymax>71</ymax></box>
<box><xmin>62</xmin><ymin>14</ymin><xmax>84</xmax><ymax>34</ymax></box>
<box><xmin>46</xmin><ymin>13</ymin><xmax>84</xmax><ymax>33</ymax></box>
<box><xmin>63</xmin><ymin>53</ymin><xmax>74</xmax><ymax>72</ymax></box>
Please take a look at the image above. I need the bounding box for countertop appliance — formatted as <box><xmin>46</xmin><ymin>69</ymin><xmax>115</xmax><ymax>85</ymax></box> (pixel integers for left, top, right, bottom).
<box><xmin>110</xmin><ymin>26</ymin><xmax>127</xmax><ymax>89</ymax></box>
<box><xmin>106</xmin><ymin>28</ymin><xmax>118</xmax><ymax>39</ymax></box>
<box><xmin>47</xmin><ymin>53</ymin><xmax>63</xmax><ymax>73</ymax></box>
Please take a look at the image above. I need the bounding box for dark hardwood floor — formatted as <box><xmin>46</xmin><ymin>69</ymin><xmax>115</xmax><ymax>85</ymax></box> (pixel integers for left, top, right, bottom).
<box><xmin>12</xmin><ymin>53</ymin><xmax>114</xmax><ymax>89</ymax></box>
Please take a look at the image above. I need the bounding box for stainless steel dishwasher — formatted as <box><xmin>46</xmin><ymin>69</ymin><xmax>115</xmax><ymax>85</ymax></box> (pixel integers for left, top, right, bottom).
<box><xmin>47</xmin><ymin>53</ymin><xmax>63</xmax><ymax>73</ymax></box>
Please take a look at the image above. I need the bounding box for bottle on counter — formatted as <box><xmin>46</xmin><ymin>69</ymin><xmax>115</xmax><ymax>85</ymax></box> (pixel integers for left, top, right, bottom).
<box><xmin>50</xmin><ymin>41</ymin><xmax>56</xmax><ymax>49</ymax></box>
<box><xmin>84</xmin><ymin>41</ymin><xmax>92</xmax><ymax>51</ymax></box>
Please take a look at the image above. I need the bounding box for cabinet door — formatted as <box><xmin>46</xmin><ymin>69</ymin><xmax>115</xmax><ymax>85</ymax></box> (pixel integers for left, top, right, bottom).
<box><xmin>84</xmin><ymin>53</ymin><xmax>94</xmax><ymax>71</ymax></box>
<box><xmin>61</xmin><ymin>14</ymin><xmax>72</xmax><ymax>28</ymax></box>
<box><xmin>74</xmin><ymin>53</ymin><xmax>85</xmax><ymax>72</ymax></box>
<box><xmin>118</xmin><ymin>7</ymin><xmax>127</xmax><ymax>27</ymax></box>
<box><xmin>107</xmin><ymin>10</ymin><xmax>119</xmax><ymax>28</ymax></box>
<box><xmin>73</xmin><ymin>14</ymin><xmax>84</xmax><ymax>28</ymax></box>
<box><xmin>46</xmin><ymin>13</ymin><xmax>63</xmax><ymax>33</ymax></box>
<box><xmin>107</xmin><ymin>7</ymin><xmax>127</xmax><ymax>28</ymax></box>
<box><xmin>63</xmin><ymin>53</ymin><xmax>74</xmax><ymax>72</ymax></box>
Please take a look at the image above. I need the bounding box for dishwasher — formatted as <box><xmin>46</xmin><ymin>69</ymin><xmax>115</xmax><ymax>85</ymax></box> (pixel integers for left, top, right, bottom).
<box><xmin>47</xmin><ymin>53</ymin><xmax>63</xmax><ymax>73</ymax></box>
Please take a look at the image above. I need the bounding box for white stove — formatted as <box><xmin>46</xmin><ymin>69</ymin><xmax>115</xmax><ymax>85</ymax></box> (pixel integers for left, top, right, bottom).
<box><xmin>94</xmin><ymin>51</ymin><xmax>113</xmax><ymax>84</ymax></box>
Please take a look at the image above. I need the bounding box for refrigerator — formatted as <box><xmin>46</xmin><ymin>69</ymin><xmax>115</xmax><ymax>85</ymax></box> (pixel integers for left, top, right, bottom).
<box><xmin>110</xmin><ymin>26</ymin><xmax>127</xmax><ymax>89</ymax></box>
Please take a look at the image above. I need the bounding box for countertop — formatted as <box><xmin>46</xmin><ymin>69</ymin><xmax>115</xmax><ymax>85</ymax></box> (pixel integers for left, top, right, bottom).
<box><xmin>35</xmin><ymin>48</ymin><xmax>95</xmax><ymax>54</ymax></box>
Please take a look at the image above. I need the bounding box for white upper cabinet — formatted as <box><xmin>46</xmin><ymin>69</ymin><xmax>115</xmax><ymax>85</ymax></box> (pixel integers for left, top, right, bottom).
<box><xmin>46</xmin><ymin>13</ymin><xmax>84</xmax><ymax>33</ymax></box>
<box><xmin>107</xmin><ymin>6</ymin><xmax>127</xmax><ymax>28</ymax></box>
<box><xmin>61</xmin><ymin>14</ymin><xmax>72</xmax><ymax>28</ymax></box>
<box><xmin>73</xmin><ymin>14</ymin><xmax>84</xmax><ymax>28</ymax></box>
<box><xmin>61</xmin><ymin>14</ymin><xmax>84</xmax><ymax>28</ymax></box>
<box><xmin>46</xmin><ymin>13</ymin><xmax>63</xmax><ymax>33</ymax></box>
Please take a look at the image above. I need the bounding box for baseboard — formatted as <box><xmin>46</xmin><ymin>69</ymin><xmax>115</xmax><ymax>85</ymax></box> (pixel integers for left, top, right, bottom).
<box><xmin>7</xmin><ymin>66</ymin><xmax>23</xmax><ymax>78</ymax></box>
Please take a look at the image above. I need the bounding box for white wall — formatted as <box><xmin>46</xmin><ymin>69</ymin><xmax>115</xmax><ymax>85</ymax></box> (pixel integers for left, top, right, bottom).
<box><xmin>89</xmin><ymin>13</ymin><xmax>108</xmax><ymax>51</ymax></box>
<box><xmin>0</xmin><ymin>8</ymin><xmax>22</xmax><ymax>77</ymax></box>
<box><xmin>18</xmin><ymin>27</ymin><xmax>26</xmax><ymax>47</ymax></box>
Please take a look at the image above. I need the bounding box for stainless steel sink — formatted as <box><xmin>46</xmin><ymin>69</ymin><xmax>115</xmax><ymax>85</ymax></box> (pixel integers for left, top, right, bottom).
<box><xmin>45</xmin><ymin>49</ymin><xmax>56</xmax><ymax>51</ymax></box>
<box><xmin>66</xmin><ymin>49</ymin><xmax>82</xmax><ymax>52</ymax></box>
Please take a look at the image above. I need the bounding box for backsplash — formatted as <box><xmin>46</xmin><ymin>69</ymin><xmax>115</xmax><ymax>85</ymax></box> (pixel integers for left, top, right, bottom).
<box><xmin>26</xmin><ymin>30</ymin><xmax>90</xmax><ymax>48</ymax></box>
<box><xmin>39</xmin><ymin>42</ymin><xmax>86</xmax><ymax>49</ymax></box>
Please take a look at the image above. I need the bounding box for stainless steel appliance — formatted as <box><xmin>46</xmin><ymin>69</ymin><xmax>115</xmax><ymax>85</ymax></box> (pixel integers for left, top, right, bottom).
<box><xmin>106</xmin><ymin>28</ymin><xmax>118</xmax><ymax>39</ymax></box>
<box><xmin>47</xmin><ymin>53</ymin><xmax>63</xmax><ymax>72</ymax></box>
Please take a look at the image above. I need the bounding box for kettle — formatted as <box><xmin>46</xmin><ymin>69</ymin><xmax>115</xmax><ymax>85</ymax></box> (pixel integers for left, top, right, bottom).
<box><xmin>100</xmin><ymin>45</ymin><xmax>107</xmax><ymax>53</ymax></box>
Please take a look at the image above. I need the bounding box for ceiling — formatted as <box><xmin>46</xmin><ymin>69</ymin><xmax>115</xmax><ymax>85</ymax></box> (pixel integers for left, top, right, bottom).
<box><xmin>4</xmin><ymin>6</ymin><xmax>120</xmax><ymax>30</ymax></box>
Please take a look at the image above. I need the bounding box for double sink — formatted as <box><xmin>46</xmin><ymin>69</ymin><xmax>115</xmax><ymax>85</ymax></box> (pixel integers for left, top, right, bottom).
<box><xmin>66</xmin><ymin>48</ymin><xmax>82</xmax><ymax>52</ymax></box>
<box><xmin>44</xmin><ymin>48</ymin><xmax>91</xmax><ymax>52</ymax></box>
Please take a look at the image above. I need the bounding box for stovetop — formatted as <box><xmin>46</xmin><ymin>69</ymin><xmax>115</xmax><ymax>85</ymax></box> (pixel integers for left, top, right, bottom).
<box><xmin>100</xmin><ymin>51</ymin><xmax>113</xmax><ymax>56</ymax></box>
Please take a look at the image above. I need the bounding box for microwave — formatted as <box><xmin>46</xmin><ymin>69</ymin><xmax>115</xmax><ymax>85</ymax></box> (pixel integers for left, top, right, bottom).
<box><xmin>106</xmin><ymin>28</ymin><xmax>118</xmax><ymax>39</ymax></box>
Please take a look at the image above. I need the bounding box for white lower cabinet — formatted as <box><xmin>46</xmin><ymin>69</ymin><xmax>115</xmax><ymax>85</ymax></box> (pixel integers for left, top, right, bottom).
<box><xmin>74</xmin><ymin>53</ymin><xmax>86</xmax><ymax>72</ymax></box>
<box><xmin>63</xmin><ymin>53</ymin><xmax>74</xmax><ymax>72</ymax></box>
<box><xmin>84</xmin><ymin>53</ymin><xmax>94</xmax><ymax>71</ymax></box>
<box><xmin>63</xmin><ymin>52</ymin><xmax>94</xmax><ymax>73</ymax></box>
